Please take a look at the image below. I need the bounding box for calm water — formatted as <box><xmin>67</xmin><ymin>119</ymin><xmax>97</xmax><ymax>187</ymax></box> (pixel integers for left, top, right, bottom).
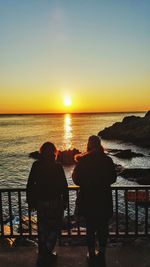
<box><xmin>0</xmin><ymin>112</ymin><xmax>150</xmax><ymax>189</ymax></box>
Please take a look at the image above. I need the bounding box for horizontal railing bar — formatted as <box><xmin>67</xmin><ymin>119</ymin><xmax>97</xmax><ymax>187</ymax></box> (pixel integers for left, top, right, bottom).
<box><xmin>0</xmin><ymin>185</ymin><xmax>150</xmax><ymax>192</ymax></box>
<box><xmin>0</xmin><ymin>234</ymin><xmax>38</xmax><ymax>238</ymax></box>
<box><xmin>1</xmin><ymin>232</ymin><xmax>150</xmax><ymax>238</ymax></box>
<box><xmin>0</xmin><ymin>189</ymin><xmax>27</xmax><ymax>192</ymax></box>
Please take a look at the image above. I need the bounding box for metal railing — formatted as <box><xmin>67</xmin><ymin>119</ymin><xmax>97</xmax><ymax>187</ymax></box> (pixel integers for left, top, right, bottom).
<box><xmin>0</xmin><ymin>186</ymin><xmax>150</xmax><ymax>239</ymax></box>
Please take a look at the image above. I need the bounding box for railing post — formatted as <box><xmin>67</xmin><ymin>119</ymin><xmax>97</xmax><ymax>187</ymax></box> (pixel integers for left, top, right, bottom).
<box><xmin>0</xmin><ymin>192</ymin><xmax>4</xmax><ymax>236</ymax></box>
<box><xmin>18</xmin><ymin>191</ymin><xmax>23</xmax><ymax>236</ymax></box>
<box><xmin>115</xmin><ymin>188</ymin><xmax>119</xmax><ymax>237</ymax></box>
<box><xmin>76</xmin><ymin>189</ymin><xmax>81</xmax><ymax>237</ymax></box>
<box><xmin>125</xmin><ymin>189</ymin><xmax>129</xmax><ymax>236</ymax></box>
<box><xmin>135</xmin><ymin>189</ymin><xmax>138</xmax><ymax>236</ymax></box>
<box><xmin>8</xmin><ymin>191</ymin><xmax>13</xmax><ymax>237</ymax></box>
<box><xmin>145</xmin><ymin>189</ymin><xmax>149</xmax><ymax>236</ymax></box>
<box><xmin>67</xmin><ymin>189</ymin><xmax>71</xmax><ymax>238</ymax></box>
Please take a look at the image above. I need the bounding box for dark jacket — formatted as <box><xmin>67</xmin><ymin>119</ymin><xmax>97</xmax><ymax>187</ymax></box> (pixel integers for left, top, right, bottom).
<box><xmin>26</xmin><ymin>159</ymin><xmax>68</xmax><ymax>209</ymax></box>
<box><xmin>72</xmin><ymin>150</ymin><xmax>117</xmax><ymax>219</ymax></box>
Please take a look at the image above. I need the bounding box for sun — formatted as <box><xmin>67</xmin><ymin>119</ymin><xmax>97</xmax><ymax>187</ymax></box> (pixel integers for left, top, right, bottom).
<box><xmin>64</xmin><ymin>96</ymin><xmax>72</xmax><ymax>107</ymax></box>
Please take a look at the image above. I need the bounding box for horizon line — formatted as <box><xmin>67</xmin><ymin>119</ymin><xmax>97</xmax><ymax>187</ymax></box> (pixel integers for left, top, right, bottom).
<box><xmin>0</xmin><ymin>110</ymin><xmax>146</xmax><ymax>116</ymax></box>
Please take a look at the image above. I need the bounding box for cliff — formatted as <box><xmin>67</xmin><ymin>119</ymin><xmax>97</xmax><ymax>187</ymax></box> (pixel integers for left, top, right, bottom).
<box><xmin>98</xmin><ymin>111</ymin><xmax>150</xmax><ymax>147</ymax></box>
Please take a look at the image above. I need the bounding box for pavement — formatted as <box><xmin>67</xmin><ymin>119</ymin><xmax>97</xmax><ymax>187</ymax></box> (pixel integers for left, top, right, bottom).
<box><xmin>0</xmin><ymin>242</ymin><xmax>150</xmax><ymax>267</ymax></box>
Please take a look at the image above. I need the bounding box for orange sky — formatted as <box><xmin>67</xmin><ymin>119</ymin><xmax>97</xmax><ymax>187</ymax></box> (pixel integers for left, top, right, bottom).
<box><xmin>0</xmin><ymin>1</ymin><xmax>149</xmax><ymax>113</ymax></box>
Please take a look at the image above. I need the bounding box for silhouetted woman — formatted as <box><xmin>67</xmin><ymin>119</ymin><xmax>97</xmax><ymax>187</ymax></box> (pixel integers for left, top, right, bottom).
<box><xmin>72</xmin><ymin>135</ymin><xmax>116</xmax><ymax>266</ymax></box>
<box><xmin>27</xmin><ymin>142</ymin><xmax>68</xmax><ymax>267</ymax></box>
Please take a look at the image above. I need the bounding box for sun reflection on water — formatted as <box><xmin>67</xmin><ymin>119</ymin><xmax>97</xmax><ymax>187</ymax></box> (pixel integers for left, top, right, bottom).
<box><xmin>64</xmin><ymin>114</ymin><xmax>72</xmax><ymax>149</ymax></box>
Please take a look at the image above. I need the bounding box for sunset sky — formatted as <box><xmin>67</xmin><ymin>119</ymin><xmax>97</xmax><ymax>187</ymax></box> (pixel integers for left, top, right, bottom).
<box><xmin>0</xmin><ymin>0</ymin><xmax>150</xmax><ymax>113</ymax></box>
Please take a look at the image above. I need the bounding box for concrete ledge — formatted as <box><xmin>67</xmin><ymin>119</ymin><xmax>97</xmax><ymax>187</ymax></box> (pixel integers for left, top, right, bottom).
<box><xmin>0</xmin><ymin>244</ymin><xmax>150</xmax><ymax>267</ymax></box>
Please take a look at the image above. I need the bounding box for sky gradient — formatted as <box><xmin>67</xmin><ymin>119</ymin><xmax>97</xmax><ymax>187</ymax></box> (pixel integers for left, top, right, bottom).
<box><xmin>0</xmin><ymin>0</ymin><xmax>150</xmax><ymax>113</ymax></box>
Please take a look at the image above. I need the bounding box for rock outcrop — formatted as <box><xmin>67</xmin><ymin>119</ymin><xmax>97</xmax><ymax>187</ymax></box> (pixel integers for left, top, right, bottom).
<box><xmin>120</xmin><ymin>168</ymin><xmax>150</xmax><ymax>185</ymax></box>
<box><xmin>57</xmin><ymin>149</ymin><xmax>80</xmax><ymax>165</ymax></box>
<box><xmin>99</xmin><ymin>111</ymin><xmax>150</xmax><ymax>147</ymax></box>
<box><xmin>107</xmin><ymin>149</ymin><xmax>144</xmax><ymax>159</ymax></box>
<box><xmin>29</xmin><ymin>149</ymin><xmax>81</xmax><ymax>165</ymax></box>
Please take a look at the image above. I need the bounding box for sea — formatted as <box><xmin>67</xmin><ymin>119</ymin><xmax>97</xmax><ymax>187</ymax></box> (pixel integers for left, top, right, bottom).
<box><xmin>0</xmin><ymin>112</ymin><xmax>150</xmax><ymax>225</ymax></box>
<box><xmin>0</xmin><ymin>112</ymin><xmax>150</xmax><ymax>189</ymax></box>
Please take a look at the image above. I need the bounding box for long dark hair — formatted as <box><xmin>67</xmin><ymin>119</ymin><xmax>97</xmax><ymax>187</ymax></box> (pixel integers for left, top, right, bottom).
<box><xmin>75</xmin><ymin>135</ymin><xmax>104</xmax><ymax>162</ymax></box>
<box><xmin>87</xmin><ymin>135</ymin><xmax>104</xmax><ymax>153</ymax></box>
<box><xmin>39</xmin><ymin>142</ymin><xmax>57</xmax><ymax>161</ymax></box>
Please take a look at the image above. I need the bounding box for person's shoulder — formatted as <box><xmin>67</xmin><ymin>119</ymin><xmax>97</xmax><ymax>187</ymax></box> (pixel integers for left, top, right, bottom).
<box><xmin>55</xmin><ymin>161</ymin><xmax>64</xmax><ymax>169</ymax></box>
<box><xmin>76</xmin><ymin>152</ymin><xmax>98</xmax><ymax>167</ymax></box>
<box><xmin>32</xmin><ymin>160</ymin><xmax>39</xmax><ymax>167</ymax></box>
<box><xmin>30</xmin><ymin>160</ymin><xmax>40</xmax><ymax>172</ymax></box>
<box><xmin>76</xmin><ymin>152</ymin><xmax>91</xmax><ymax>162</ymax></box>
<box><xmin>55</xmin><ymin>162</ymin><xmax>66</xmax><ymax>175</ymax></box>
<box><xmin>104</xmin><ymin>154</ymin><xmax>114</xmax><ymax>164</ymax></box>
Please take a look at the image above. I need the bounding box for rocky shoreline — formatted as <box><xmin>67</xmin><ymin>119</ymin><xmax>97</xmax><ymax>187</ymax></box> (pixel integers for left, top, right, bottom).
<box><xmin>98</xmin><ymin>111</ymin><xmax>150</xmax><ymax>148</ymax></box>
<box><xmin>119</xmin><ymin>168</ymin><xmax>150</xmax><ymax>185</ymax></box>
<box><xmin>107</xmin><ymin>148</ymin><xmax>144</xmax><ymax>159</ymax></box>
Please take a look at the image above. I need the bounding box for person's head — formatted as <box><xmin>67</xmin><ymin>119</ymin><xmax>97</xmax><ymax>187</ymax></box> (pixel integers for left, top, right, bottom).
<box><xmin>39</xmin><ymin>142</ymin><xmax>57</xmax><ymax>161</ymax></box>
<box><xmin>87</xmin><ymin>135</ymin><xmax>104</xmax><ymax>153</ymax></box>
